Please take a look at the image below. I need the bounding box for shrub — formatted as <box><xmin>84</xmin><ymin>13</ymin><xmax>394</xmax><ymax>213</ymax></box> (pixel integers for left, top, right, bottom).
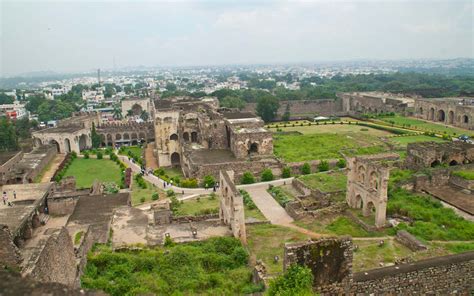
<box><xmin>336</xmin><ymin>158</ymin><xmax>346</xmax><ymax>168</ymax></box>
<box><xmin>134</xmin><ymin>174</ymin><xmax>147</xmax><ymax>189</ymax></box>
<box><xmin>71</xmin><ymin>151</ymin><xmax>77</xmax><ymax>159</ymax></box>
<box><xmin>140</xmin><ymin>197</ymin><xmax>146</xmax><ymax>203</ymax></box>
<box><xmin>301</xmin><ymin>163</ymin><xmax>311</xmax><ymax>175</ymax></box>
<box><xmin>152</xmin><ymin>192</ymin><xmax>159</xmax><ymax>201</ymax></box>
<box><xmin>97</xmin><ymin>151</ymin><xmax>103</xmax><ymax>159</ymax></box>
<box><xmin>181</xmin><ymin>178</ymin><xmax>198</xmax><ymax>188</ymax></box>
<box><xmin>154</xmin><ymin>168</ymin><xmax>165</xmax><ymax>176</ymax></box>
<box><xmin>239</xmin><ymin>189</ymin><xmax>256</xmax><ymax>210</ymax></box>
<box><xmin>281</xmin><ymin>166</ymin><xmax>291</xmax><ymax>178</ymax></box>
<box><xmin>261</xmin><ymin>169</ymin><xmax>274</xmax><ymax>182</ymax></box>
<box><xmin>84</xmin><ymin>151</ymin><xmax>90</xmax><ymax>159</ymax></box>
<box><xmin>202</xmin><ymin>175</ymin><xmax>216</xmax><ymax>188</ymax></box>
<box><xmin>317</xmin><ymin>160</ymin><xmax>329</xmax><ymax>172</ymax></box>
<box><xmin>166</xmin><ymin>189</ymin><xmax>175</xmax><ymax>197</ymax></box>
<box><xmin>267</xmin><ymin>265</ymin><xmax>314</xmax><ymax>296</ymax></box>
<box><xmin>241</xmin><ymin>172</ymin><xmax>255</xmax><ymax>184</ymax></box>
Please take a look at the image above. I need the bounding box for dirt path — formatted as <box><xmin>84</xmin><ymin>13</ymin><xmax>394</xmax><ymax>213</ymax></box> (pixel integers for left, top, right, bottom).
<box><xmin>40</xmin><ymin>153</ymin><xmax>66</xmax><ymax>182</ymax></box>
<box><xmin>144</xmin><ymin>142</ymin><xmax>158</xmax><ymax>169</ymax></box>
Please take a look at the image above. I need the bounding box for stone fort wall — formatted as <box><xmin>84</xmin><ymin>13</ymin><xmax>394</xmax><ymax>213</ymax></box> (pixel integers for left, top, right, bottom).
<box><xmin>243</xmin><ymin>99</ymin><xmax>343</xmax><ymax>120</ymax></box>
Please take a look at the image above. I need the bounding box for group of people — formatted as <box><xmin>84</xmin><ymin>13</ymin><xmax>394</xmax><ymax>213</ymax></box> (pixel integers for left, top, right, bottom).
<box><xmin>2</xmin><ymin>190</ymin><xmax>16</xmax><ymax>207</ymax></box>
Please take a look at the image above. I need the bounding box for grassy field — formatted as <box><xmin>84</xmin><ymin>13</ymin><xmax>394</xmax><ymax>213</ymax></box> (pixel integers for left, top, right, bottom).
<box><xmin>294</xmin><ymin>216</ymin><xmax>386</xmax><ymax>238</ymax></box>
<box><xmin>162</xmin><ymin>167</ymin><xmax>184</xmax><ymax>178</ymax></box>
<box><xmin>352</xmin><ymin>240</ymin><xmax>412</xmax><ymax>272</ymax></box>
<box><xmin>246</xmin><ymin>224</ymin><xmax>309</xmax><ymax>274</ymax></box>
<box><xmin>118</xmin><ymin>146</ymin><xmax>143</xmax><ymax>157</ymax></box>
<box><xmin>298</xmin><ymin>171</ymin><xmax>347</xmax><ymax>192</ymax></box>
<box><xmin>389</xmin><ymin>135</ymin><xmax>447</xmax><ymax>147</ymax></box>
<box><xmin>273</xmin><ymin>132</ymin><xmax>388</xmax><ymax>162</ymax></box>
<box><xmin>270</xmin><ymin>123</ymin><xmax>393</xmax><ymax>136</ymax></box>
<box><xmin>379</xmin><ymin>115</ymin><xmax>472</xmax><ymax>136</ymax></box>
<box><xmin>175</xmin><ymin>195</ymin><xmax>219</xmax><ymax>216</ymax></box>
<box><xmin>63</xmin><ymin>158</ymin><xmax>122</xmax><ymax>188</ymax></box>
<box><xmin>452</xmin><ymin>170</ymin><xmax>474</xmax><ymax>180</ymax></box>
<box><xmin>131</xmin><ymin>178</ymin><xmax>163</xmax><ymax>206</ymax></box>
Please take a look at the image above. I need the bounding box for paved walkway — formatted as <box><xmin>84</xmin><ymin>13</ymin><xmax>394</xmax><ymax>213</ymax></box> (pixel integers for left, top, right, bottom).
<box><xmin>144</xmin><ymin>143</ymin><xmax>158</xmax><ymax>169</ymax></box>
<box><xmin>40</xmin><ymin>153</ymin><xmax>66</xmax><ymax>182</ymax></box>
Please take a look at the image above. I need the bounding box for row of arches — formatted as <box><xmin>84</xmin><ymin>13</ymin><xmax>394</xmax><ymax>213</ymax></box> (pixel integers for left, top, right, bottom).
<box><xmin>420</xmin><ymin>107</ymin><xmax>470</xmax><ymax>125</ymax></box>
<box><xmin>169</xmin><ymin>131</ymin><xmax>198</xmax><ymax>143</ymax></box>
<box><xmin>34</xmin><ymin>134</ymin><xmax>89</xmax><ymax>153</ymax></box>
<box><xmin>98</xmin><ymin>132</ymin><xmax>148</xmax><ymax>147</ymax></box>
<box><xmin>357</xmin><ymin>165</ymin><xmax>379</xmax><ymax>191</ymax></box>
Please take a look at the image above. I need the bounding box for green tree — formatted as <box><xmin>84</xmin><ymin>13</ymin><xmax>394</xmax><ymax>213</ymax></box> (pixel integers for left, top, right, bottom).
<box><xmin>261</xmin><ymin>169</ymin><xmax>274</xmax><ymax>182</ymax></box>
<box><xmin>0</xmin><ymin>92</ymin><xmax>14</xmax><ymax>104</ymax></box>
<box><xmin>25</xmin><ymin>94</ymin><xmax>47</xmax><ymax>113</ymax></box>
<box><xmin>336</xmin><ymin>158</ymin><xmax>346</xmax><ymax>168</ymax></box>
<box><xmin>317</xmin><ymin>160</ymin><xmax>329</xmax><ymax>172</ymax></box>
<box><xmin>91</xmin><ymin>123</ymin><xmax>101</xmax><ymax>148</ymax></box>
<box><xmin>256</xmin><ymin>95</ymin><xmax>279</xmax><ymax>122</ymax></box>
<box><xmin>281</xmin><ymin>167</ymin><xmax>291</xmax><ymax>178</ymax></box>
<box><xmin>0</xmin><ymin>117</ymin><xmax>18</xmax><ymax>151</ymax></box>
<box><xmin>267</xmin><ymin>265</ymin><xmax>314</xmax><ymax>296</ymax></box>
<box><xmin>14</xmin><ymin>117</ymin><xmax>33</xmax><ymax>139</ymax></box>
<box><xmin>202</xmin><ymin>175</ymin><xmax>216</xmax><ymax>188</ymax></box>
<box><xmin>166</xmin><ymin>83</ymin><xmax>177</xmax><ymax>91</ymax></box>
<box><xmin>112</xmin><ymin>105</ymin><xmax>123</xmax><ymax>120</ymax></box>
<box><xmin>282</xmin><ymin>103</ymin><xmax>291</xmax><ymax>122</ymax></box>
<box><xmin>220</xmin><ymin>96</ymin><xmax>246</xmax><ymax>110</ymax></box>
<box><xmin>241</xmin><ymin>172</ymin><xmax>255</xmax><ymax>184</ymax></box>
<box><xmin>301</xmin><ymin>163</ymin><xmax>311</xmax><ymax>175</ymax></box>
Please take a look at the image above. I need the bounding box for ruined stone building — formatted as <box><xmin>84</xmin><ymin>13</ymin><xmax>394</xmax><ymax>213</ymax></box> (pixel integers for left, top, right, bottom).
<box><xmin>346</xmin><ymin>154</ymin><xmax>391</xmax><ymax>228</ymax></box>
<box><xmin>219</xmin><ymin>170</ymin><xmax>246</xmax><ymax>244</ymax></box>
<box><xmin>121</xmin><ymin>97</ymin><xmax>154</xmax><ymax>119</ymax></box>
<box><xmin>154</xmin><ymin>96</ymin><xmax>278</xmax><ymax>179</ymax></box>
<box><xmin>413</xmin><ymin>97</ymin><xmax>474</xmax><ymax>130</ymax></box>
<box><xmin>405</xmin><ymin>141</ymin><xmax>474</xmax><ymax>169</ymax></box>
<box><xmin>338</xmin><ymin>92</ymin><xmax>415</xmax><ymax>114</ymax></box>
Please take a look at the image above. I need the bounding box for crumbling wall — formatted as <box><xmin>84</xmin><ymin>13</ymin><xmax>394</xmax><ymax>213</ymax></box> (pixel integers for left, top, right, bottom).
<box><xmin>219</xmin><ymin>170</ymin><xmax>247</xmax><ymax>244</ymax></box>
<box><xmin>47</xmin><ymin>196</ymin><xmax>78</xmax><ymax>216</ymax></box>
<box><xmin>28</xmin><ymin>227</ymin><xmax>77</xmax><ymax>287</ymax></box>
<box><xmin>395</xmin><ymin>230</ymin><xmax>427</xmax><ymax>251</ymax></box>
<box><xmin>0</xmin><ymin>225</ymin><xmax>22</xmax><ymax>269</ymax></box>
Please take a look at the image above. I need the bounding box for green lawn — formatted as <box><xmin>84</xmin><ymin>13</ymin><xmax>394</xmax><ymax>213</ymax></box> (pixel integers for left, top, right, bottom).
<box><xmin>175</xmin><ymin>195</ymin><xmax>219</xmax><ymax>216</ymax></box>
<box><xmin>131</xmin><ymin>178</ymin><xmax>163</xmax><ymax>206</ymax></box>
<box><xmin>298</xmin><ymin>171</ymin><xmax>347</xmax><ymax>192</ymax></box>
<box><xmin>273</xmin><ymin>132</ymin><xmax>389</xmax><ymax>162</ymax></box>
<box><xmin>118</xmin><ymin>146</ymin><xmax>143</xmax><ymax>157</ymax></box>
<box><xmin>246</xmin><ymin>224</ymin><xmax>309</xmax><ymax>274</ymax></box>
<box><xmin>162</xmin><ymin>167</ymin><xmax>184</xmax><ymax>178</ymax></box>
<box><xmin>389</xmin><ymin>135</ymin><xmax>447</xmax><ymax>147</ymax></box>
<box><xmin>452</xmin><ymin>170</ymin><xmax>474</xmax><ymax>180</ymax></box>
<box><xmin>379</xmin><ymin>115</ymin><xmax>473</xmax><ymax>136</ymax></box>
<box><xmin>63</xmin><ymin>158</ymin><xmax>122</xmax><ymax>188</ymax></box>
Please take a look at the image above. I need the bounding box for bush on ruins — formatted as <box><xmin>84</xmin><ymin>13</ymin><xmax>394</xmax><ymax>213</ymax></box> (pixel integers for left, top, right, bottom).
<box><xmin>202</xmin><ymin>175</ymin><xmax>216</xmax><ymax>188</ymax></box>
<box><xmin>301</xmin><ymin>163</ymin><xmax>311</xmax><ymax>175</ymax></box>
<box><xmin>317</xmin><ymin>160</ymin><xmax>329</xmax><ymax>172</ymax></box>
<box><xmin>281</xmin><ymin>166</ymin><xmax>291</xmax><ymax>178</ymax></box>
<box><xmin>241</xmin><ymin>172</ymin><xmax>255</xmax><ymax>184</ymax></box>
<box><xmin>261</xmin><ymin>169</ymin><xmax>274</xmax><ymax>182</ymax></box>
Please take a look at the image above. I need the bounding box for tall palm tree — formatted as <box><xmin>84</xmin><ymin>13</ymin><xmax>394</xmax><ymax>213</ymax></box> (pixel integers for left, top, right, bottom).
<box><xmin>112</xmin><ymin>106</ymin><xmax>123</xmax><ymax>120</ymax></box>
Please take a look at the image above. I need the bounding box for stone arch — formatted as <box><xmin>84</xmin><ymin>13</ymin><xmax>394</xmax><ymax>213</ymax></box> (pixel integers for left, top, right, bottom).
<box><xmin>64</xmin><ymin>138</ymin><xmax>71</xmax><ymax>153</ymax></box>
<box><xmin>123</xmin><ymin>133</ymin><xmax>130</xmax><ymax>141</ymax></box>
<box><xmin>437</xmin><ymin>109</ymin><xmax>445</xmax><ymax>122</ymax></box>
<box><xmin>170</xmin><ymin>133</ymin><xmax>178</xmax><ymax>141</ymax></box>
<box><xmin>131</xmin><ymin>133</ymin><xmax>138</xmax><ymax>140</ymax></box>
<box><xmin>364</xmin><ymin>201</ymin><xmax>376</xmax><ymax>216</ymax></box>
<box><xmin>171</xmin><ymin>152</ymin><xmax>180</xmax><ymax>166</ymax></box>
<box><xmin>183</xmin><ymin>132</ymin><xmax>190</xmax><ymax>142</ymax></box>
<box><xmin>34</xmin><ymin>138</ymin><xmax>42</xmax><ymax>147</ymax></box>
<box><xmin>79</xmin><ymin>134</ymin><xmax>88</xmax><ymax>151</ymax></box>
<box><xmin>354</xmin><ymin>194</ymin><xmax>363</xmax><ymax>208</ymax></box>
<box><xmin>431</xmin><ymin>159</ymin><xmax>441</xmax><ymax>167</ymax></box>
<box><xmin>139</xmin><ymin>132</ymin><xmax>146</xmax><ymax>141</ymax></box>
<box><xmin>49</xmin><ymin>139</ymin><xmax>60</xmax><ymax>153</ymax></box>
<box><xmin>463</xmin><ymin>115</ymin><xmax>469</xmax><ymax>124</ymax></box>
<box><xmin>429</xmin><ymin>108</ymin><xmax>435</xmax><ymax>121</ymax></box>
<box><xmin>449</xmin><ymin>160</ymin><xmax>458</xmax><ymax>166</ymax></box>
<box><xmin>448</xmin><ymin>110</ymin><xmax>455</xmax><ymax>124</ymax></box>
<box><xmin>131</xmin><ymin>103</ymin><xmax>143</xmax><ymax>116</ymax></box>
<box><xmin>131</xmin><ymin>139</ymin><xmax>138</xmax><ymax>146</ymax></box>
<box><xmin>357</xmin><ymin>165</ymin><xmax>366</xmax><ymax>183</ymax></box>
<box><xmin>191</xmin><ymin>131</ymin><xmax>198</xmax><ymax>143</ymax></box>
<box><xmin>369</xmin><ymin>171</ymin><xmax>378</xmax><ymax>190</ymax></box>
<box><xmin>107</xmin><ymin>134</ymin><xmax>113</xmax><ymax>146</ymax></box>
<box><xmin>418</xmin><ymin>107</ymin><xmax>423</xmax><ymax>115</ymax></box>
<box><xmin>249</xmin><ymin>142</ymin><xmax>259</xmax><ymax>154</ymax></box>
<box><xmin>115</xmin><ymin>133</ymin><xmax>122</xmax><ymax>141</ymax></box>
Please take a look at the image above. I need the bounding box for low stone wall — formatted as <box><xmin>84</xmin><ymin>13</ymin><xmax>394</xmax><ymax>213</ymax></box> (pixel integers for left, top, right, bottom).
<box><xmin>51</xmin><ymin>153</ymin><xmax>72</xmax><ymax>181</ymax></box>
<box><xmin>27</xmin><ymin>227</ymin><xmax>77</xmax><ymax>287</ymax></box>
<box><xmin>47</xmin><ymin>196</ymin><xmax>79</xmax><ymax>216</ymax></box>
<box><xmin>395</xmin><ymin>230</ymin><xmax>427</xmax><ymax>251</ymax></box>
<box><xmin>75</xmin><ymin>226</ymin><xmax>95</xmax><ymax>287</ymax></box>
<box><xmin>252</xmin><ymin>261</ymin><xmax>269</xmax><ymax>289</ymax></box>
<box><xmin>291</xmin><ymin>178</ymin><xmax>311</xmax><ymax>196</ymax></box>
<box><xmin>286</xmin><ymin>201</ymin><xmax>347</xmax><ymax>220</ymax></box>
<box><xmin>172</xmin><ymin>213</ymin><xmax>219</xmax><ymax>223</ymax></box>
<box><xmin>450</xmin><ymin>175</ymin><xmax>474</xmax><ymax>191</ymax></box>
<box><xmin>350</xmin><ymin>252</ymin><xmax>474</xmax><ymax>294</ymax></box>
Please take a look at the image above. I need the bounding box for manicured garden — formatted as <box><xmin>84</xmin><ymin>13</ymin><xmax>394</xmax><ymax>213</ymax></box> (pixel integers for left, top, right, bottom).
<box><xmin>130</xmin><ymin>177</ymin><xmax>163</xmax><ymax>206</ymax></box>
<box><xmin>63</xmin><ymin>158</ymin><xmax>122</xmax><ymax>189</ymax></box>
<box><xmin>298</xmin><ymin>171</ymin><xmax>347</xmax><ymax>192</ymax></box>
<box><xmin>175</xmin><ymin>194</ymin><xmax>219</xmax><ymax>216</ymax></box>
<box><xmin>82</xmin><ymin>237</ymin><xmax>263</xmax><ymax>295</ymax></box>
<box><xmin>273</xmin><ymin>132</ymin><xmax>389</xmax><ymax>162</ymax></box>
<box><xmin>378</xmin><ymin>115</ymin><xmax>473</xmax><ymax>136</ymax></box>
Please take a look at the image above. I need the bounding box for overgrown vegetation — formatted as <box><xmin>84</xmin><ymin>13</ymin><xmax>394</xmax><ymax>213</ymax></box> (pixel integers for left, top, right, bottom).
<box><xmin>387</xmin><ymin>189</ymin><xmax>474</xmax><ymax>241</ymax></box>
<box><xmin>298</xmin><ymin>171</ymin><xmax>347</xmax><ymax>192</ymax></box>
<box><xmin>268</xmin><ymin>185</ymin><xmax>293</xmax><ymax>207</ymax></box>
<box><xmin>82</xmin><ymin>237</ymin><xmax>263</xmax><ymax>295</ymax></box>
<box><xmin>452</xmin><ymin>170</ymin><xmax>474</xmax><ymax>180</ymax></box>
<box><xmin>267</xmin><ymin>265</ymin><xmax>314</xmax><ymax>296</ymax></box>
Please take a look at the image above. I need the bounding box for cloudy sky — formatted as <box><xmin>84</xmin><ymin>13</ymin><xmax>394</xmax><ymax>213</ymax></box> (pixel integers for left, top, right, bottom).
<box><xmin>0</xmin><ymin>0</ymin><xmax>472</xmax><ymax>76</ymax></box>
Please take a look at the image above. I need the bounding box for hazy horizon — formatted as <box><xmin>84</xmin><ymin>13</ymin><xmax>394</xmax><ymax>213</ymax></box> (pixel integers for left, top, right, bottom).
<box><xmin>1</xmin><ymin>0</ymin><xmax>472</xmax><ymax>76</ymax></box>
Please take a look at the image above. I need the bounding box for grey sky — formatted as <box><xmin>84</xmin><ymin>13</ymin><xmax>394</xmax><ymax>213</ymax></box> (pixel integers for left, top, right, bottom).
<box><xmin>1</xmin><ymin>0</ymin><xmax>472</xmax><ymax>76</ymax></box>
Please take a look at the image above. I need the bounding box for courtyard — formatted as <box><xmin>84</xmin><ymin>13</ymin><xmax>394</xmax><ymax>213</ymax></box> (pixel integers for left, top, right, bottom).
<box><xmin>63</xmin><ymin>157</ymin><xmax>122</xmax><ymax>188</ymax></box>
